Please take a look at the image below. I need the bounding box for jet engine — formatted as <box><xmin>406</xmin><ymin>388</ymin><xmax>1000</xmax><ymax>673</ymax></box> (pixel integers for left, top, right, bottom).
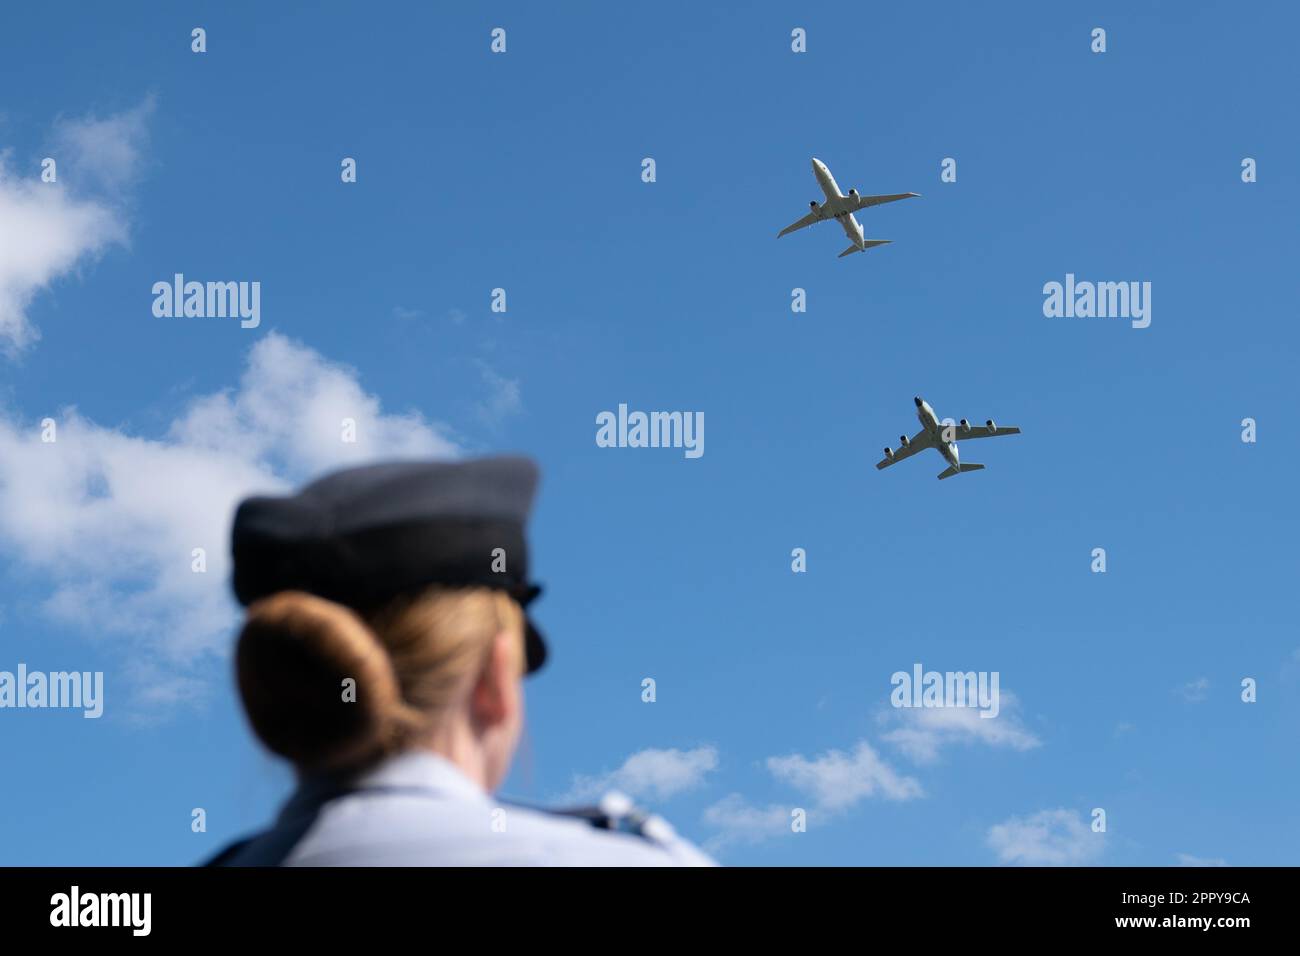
<box><xmin>900</xmin><ymin>435</ymin><xmax>910</xmax><ymax>447</ymax></box>
<box><xmin>959</xmin><ymin>418</ymin><xmax>970</xmax><ymax>432</ymax></box>
<box><xmin>986</xmin><ymin>419</ymin><xmax>996</xmax><ymax>431</ymax></box>
<box><xmin>848</xmin><ymin>188</ymin><xmax>859</xmax><ymax>200</ymax></box>
<box><xmin>809</xmin><ymin>200</ymin><xmax>819</xmax><ymax>210</ymax></box>
<box><xmin>883</xmin><ymin>447</ymin><xmax>894</xmax><ymax>459</ymax></box>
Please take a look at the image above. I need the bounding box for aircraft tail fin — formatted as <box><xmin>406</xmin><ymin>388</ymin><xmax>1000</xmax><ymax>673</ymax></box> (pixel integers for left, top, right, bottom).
<box><xmin>937</xmin><ymin>463</ymin><xmax>985</xmax><ymax>480</ymax></box>
<box><xmin>837</xmin><ymin>240</ymin><xmax>892</xmax><ymax>259</ymax></box>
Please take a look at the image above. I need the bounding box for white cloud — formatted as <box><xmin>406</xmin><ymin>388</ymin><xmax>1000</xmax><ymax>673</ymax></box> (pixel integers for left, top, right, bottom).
<box><xmin>879</xmin><ymin>693</ymin><xmax>1041</xmax><ymax>764</ymax></box>
<box><xmin>170</xmin><ymin>332</ymin><xmax>457</xmax><ymax>477</ymax></box>
<box><xmin>987</xmin><ymin>808</ymin><xmax>1103</xmax><ymax>866</ymax></box>
<box><xmin>475</xmin><ymin>360</ymin><xmax>522</xmax><ymax>425</ymax></box>
<box><xmin>561</xmin><ymin>746</ymin><xmax>719</xmax><ymax>804</ymax></box>
<box><xmin>767</xmin><ymin>740</ymin><xmax>922</xmax><ymax>811</ymax></box>
<box><xmin>701</xmin><ymin>794</ymin><xmax>792</xmax><ymax>851</ymax></box>
<box><xmin>698</xmin><ymin>740</ymin><xmax>919</xmax><ymax>852</ymax></box>
<box><xmin>0</xmin><ymin>100</ymin><xmax>150</xmax><ymax>352</ymax></box>
<box><xmin>0</xmin><ymin>163</ymin><xmax>124</xmax><ymax>351</ymax></box>
<box><xmin>1179</xmin><ymin>677</ymin><xmax>1210</xmax><ymax>703</ymax></box>
<box><xmin>1176</xmin><ymin>853</ymin><xmax>1227</xmax><ymax>867</ymax></box>
<box><xmin>0</xmin><ymin>333</ymin><xmax>458</xmax><ymax>702</ymax></box>
<box><xmin>51</xmin><ymin>96</ymin><xmax>154</xmax><ymax>191</ymax></box>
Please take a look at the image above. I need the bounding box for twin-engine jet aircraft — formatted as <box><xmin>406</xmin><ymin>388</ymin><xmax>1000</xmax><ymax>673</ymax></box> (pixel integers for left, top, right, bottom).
<box><xmin>877</xmin><ymin>397</ymin><xmax>1021</xmax><ymax>480</ymax></box>
<box><xmin>777</xmin><ymin>158</ymin><xmax>919</xmax><ymax>258</ymax></box>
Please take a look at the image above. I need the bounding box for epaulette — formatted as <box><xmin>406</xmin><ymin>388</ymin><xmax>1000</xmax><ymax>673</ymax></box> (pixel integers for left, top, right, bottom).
<box><xmin>512</xmin><ymin>791</ymin><xmax>679</xmax><ymax>845</ymax></box>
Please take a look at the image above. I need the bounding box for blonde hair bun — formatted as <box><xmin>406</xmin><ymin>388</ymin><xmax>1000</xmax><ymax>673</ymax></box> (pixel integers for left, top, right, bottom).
<box><xmin>236</xmin><ymin>591</ymin><xmax>416</xmax><ymax>774</ymax></box>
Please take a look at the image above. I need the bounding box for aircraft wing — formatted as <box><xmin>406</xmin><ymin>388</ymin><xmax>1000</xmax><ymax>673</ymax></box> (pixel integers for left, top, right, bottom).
<box><xmin>777</xmin><ymin>209</ymin><xmax>823</xmax><ymax>238</ymax></box>
<box><xmin>848</xmin><ymin>192</ymin><xmax>920</xmax><ymax>212</ymax></box>
<box><xmin>875</xmin><ymin>429</ymin><xmax>933</xmax><ymax>469</ymax></box>
<box><xmin>952</xmin><ymin>423</ymin><xmax>1021</xmax><ymax>441</ymax></box>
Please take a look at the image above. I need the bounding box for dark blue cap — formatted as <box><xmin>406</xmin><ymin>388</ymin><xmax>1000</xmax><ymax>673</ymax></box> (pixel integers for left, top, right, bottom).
<box><xmin>231</xmin><ymin>456</ymin><xmax>547</xmax><ymax>673</ymax></box>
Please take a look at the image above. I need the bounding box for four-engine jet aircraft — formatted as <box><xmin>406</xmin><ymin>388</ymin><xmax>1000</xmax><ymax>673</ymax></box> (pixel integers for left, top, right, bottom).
<box><xmin>877</xmin><ymin>397</ymin><xmax>1021</xmax><ymax>480</ymax></box>
<box><xmin>777</xmin><ymin>158</ymin><xmax>919</xmax><ymax>258</ymax></box>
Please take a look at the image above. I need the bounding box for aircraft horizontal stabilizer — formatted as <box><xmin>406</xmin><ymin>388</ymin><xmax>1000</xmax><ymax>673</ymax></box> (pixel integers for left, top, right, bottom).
<box><xmin>837</xmin><ymin>240</ymin><xmax>892</xmax><ymax>259</ymax></box>
<box><xmin>937</xmin><ymin>463</ymin><xmax>985</xmax><ymax>480</ymax></box>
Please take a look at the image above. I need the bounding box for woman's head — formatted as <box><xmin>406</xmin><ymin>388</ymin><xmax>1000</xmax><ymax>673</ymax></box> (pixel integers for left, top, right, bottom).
<box><xmin>227</xmin><ymin>457</ymin><xmax>550</xmax><ymax>789</ymax></box>
<box><xmin>235</xmin><ymin>586</ymin><xmax>527</xmax><ymax>789</ymax></box>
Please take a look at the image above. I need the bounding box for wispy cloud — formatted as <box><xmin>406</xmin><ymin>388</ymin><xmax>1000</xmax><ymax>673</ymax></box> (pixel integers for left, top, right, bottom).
<box><xmin>51</xmin><ymin>96</ymin><xmax>155</xmax><ymax>191</ymax></box>
<box><xmin>987</xmin><ymin>808</ymin><xmax>1103</xmax><ymax>866</ymax></box>
<box><xmin>701</xmin><ymin>794</ymin><xmax>792</xmax><ymax>850</ymax></box>
<box><xmin>560</xmin><ymin>746</ymin><xmax>718</xmax><ymax>804</ymax></box>
<box><xmin>767</xmin><ymin>740</ymin><xmax>923</xmax><ymax>810</ymax></box>
<box><xmin>701</xmin><ymin>739</ymin><xmax>921</xmax><ymax>852</ymax></box>
<box><xmin>475</xmin><ymin>360</ymin><xmax>522</xmax><ymax>425</ymax></box>
<box><xmin>0</xmin><ymin>333</ymin><xmax>458</xmax><ymax>705</ymax></box>
<box><xmin>0</xmin><ymin>98</ymin><xmax>151</xmax><ymax>352</ymax></box>
<box><xmin>1178</xmin><ymin>678</ymin><xmax>1210</xmax><ymax>703</ymax></box>
<box><xmin>879</xmin><ymin>693</ymin><xmax>1041</xmax><ymax>764</ymax></box>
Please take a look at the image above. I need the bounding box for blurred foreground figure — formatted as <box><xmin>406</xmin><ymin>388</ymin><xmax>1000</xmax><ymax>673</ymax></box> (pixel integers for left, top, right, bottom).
<box><xmin>205</xmin><ymin>457</ymin><xmax>712</xmax><ymax>866</ymax></box>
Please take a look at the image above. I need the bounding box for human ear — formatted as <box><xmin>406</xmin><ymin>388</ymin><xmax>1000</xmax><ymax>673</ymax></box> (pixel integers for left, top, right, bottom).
<box><xmin>471</xmin><ymin>631</ymin><xmax>520</xmax><ymax>728</ymax></box>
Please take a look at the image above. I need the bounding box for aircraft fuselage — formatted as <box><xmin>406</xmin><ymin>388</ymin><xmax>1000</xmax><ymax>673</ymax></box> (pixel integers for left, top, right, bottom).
<box><xmin>812</xmin><ymin>158</ymin><xmax>865</xmax><ymax>250</ymax></box>
<box><xmin>915</xmin><ymin>396</ymin><xmax>961</xmax><ymax>468</ymax></box>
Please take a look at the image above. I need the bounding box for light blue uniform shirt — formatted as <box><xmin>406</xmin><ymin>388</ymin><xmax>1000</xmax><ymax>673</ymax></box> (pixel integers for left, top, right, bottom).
<box><xmin>213</xmin><ymin>751</ymin><xmax>715</xmax><ymax>867</ymax></box>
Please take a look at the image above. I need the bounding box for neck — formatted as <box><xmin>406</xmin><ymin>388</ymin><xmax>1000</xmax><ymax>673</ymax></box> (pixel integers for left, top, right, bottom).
<box><xmin>422</xmin><ymin>717</ymin><xmax>489</xmax><ymax>791</ymax></box>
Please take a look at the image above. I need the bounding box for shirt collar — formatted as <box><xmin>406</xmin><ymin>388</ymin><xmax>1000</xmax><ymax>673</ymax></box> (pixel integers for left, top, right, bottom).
<box><xmin>352</xmin><ymin>750</ymin><xmax>488</xmax><ymax>800</ymax></box>
<box><xmin>277</xmin><ymin>750</ymin><xmax>488</xmax><ymax>825</ymax></box>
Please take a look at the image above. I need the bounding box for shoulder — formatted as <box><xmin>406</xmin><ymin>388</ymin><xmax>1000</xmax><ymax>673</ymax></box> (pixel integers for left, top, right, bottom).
<box><xmin>285</xmin><ymin>789</ymin><xmax>714</xmax><ymax>867</ymax></box>
<box><xmin>499</xmin><ymin>797</ymin><xmax>716</xmax><ymax>867</ymax></box>
<box><xmin>204</xmin><ymin>754</ymin><xmax>717</xmax><ymax>867</ymax></box>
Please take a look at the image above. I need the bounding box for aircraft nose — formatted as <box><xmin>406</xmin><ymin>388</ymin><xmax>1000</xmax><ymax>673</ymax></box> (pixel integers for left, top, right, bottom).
<box><xmin>914</xmin><ymin>396</ymin><xmax>923</xmax><ymax>407</ymax></box>
<box><xmin>811</xmin><ymin>158</ymin><xmax>822</xmax><ymax>170</ymax></box>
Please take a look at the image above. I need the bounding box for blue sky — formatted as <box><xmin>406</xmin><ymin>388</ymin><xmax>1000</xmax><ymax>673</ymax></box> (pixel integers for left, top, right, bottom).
<box><xmin>1</xmin><ymin>1</ymin><xmax>1297</xmax><ymax>865</ymax></box>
